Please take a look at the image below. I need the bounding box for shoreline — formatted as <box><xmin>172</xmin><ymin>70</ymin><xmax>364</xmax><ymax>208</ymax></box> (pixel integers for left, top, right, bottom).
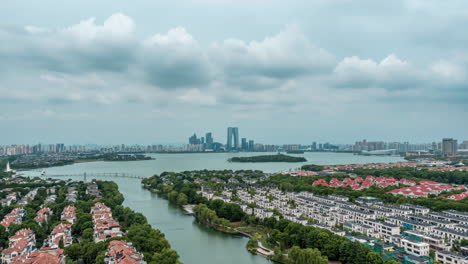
<box><xmin>153</xmin><ymin>193</ymin><xmax>279</xmax><ymax>263</ymax></box>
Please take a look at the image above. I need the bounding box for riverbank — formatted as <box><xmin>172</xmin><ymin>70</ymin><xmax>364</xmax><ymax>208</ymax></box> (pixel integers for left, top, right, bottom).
<box><xmin>147</xmin><ymin>185</ymin><xmax>281</xmax><ymax>263</ymax></box>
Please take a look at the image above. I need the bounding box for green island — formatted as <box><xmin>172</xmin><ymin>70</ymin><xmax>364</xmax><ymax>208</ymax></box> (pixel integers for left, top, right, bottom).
<box><xmin>6</xmin><ymin>153</ymin><xmax>154</xmax><ymax>170</ymax></box>
<box><xmin>142</xmin><ymin>167</ymin><xmax>468</xmax><ymax>264</ymax></box>
<box><xmin>228</xmin><ymin>154</ymin><xmax>307</xmax><ymax>163</ymax></box>
<box><xmin>0</xmin><ymin>170</ymin><xmax>181</xmax><ymax>264</ymax></box>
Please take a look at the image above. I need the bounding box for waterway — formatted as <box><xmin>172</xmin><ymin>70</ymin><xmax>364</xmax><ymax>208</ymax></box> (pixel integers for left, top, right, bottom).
<box><xmin>22</xmin><ymin>152</ymin><xmax>404</xmax><ymax>264</ymax></box>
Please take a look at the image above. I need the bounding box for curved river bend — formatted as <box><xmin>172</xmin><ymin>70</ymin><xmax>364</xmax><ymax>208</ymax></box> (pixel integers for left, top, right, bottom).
<box><xmin>22</xmin><ymin>152</ymin><xmax>404</xmax><ymax>264</ymax></box>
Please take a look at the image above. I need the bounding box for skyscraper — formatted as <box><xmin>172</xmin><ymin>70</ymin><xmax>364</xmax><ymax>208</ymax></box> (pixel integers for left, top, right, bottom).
<box><xmin>248</xmin><ymin>140</ymin><xmax>254</xmax><ymax>151</ymax></box>
<box><xmin>241</xmin><ymin>138</ymin><xmax>247</xmax><ymax>151</ymax></box>
<box><xmin>442</xmin><ymin>138</ymin><xmax>458</xmax><ymax>156</ymax></box>
<box><xmin>227</xmin><ymin>127</ymin><xmax>239</xmax><ymax>151</ymax></box>
<box><xmin>205</xmin><ymin>132</ymin><xmax>213</xmax><ymax>149</ymax></box>
<box><xmin>189</xmin><ymin>134</ymin><xmax>198</xmax><ymax>144</ymax></box>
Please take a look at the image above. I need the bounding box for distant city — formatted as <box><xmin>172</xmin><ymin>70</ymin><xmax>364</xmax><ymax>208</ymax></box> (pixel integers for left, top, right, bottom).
<box><xmin>0</xmin><ymin>126</ymin><xmax>467</xmax><ymax>158</ymax></box>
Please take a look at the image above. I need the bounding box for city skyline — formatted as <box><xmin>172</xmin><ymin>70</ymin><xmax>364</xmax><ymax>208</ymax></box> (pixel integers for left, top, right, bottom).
<box><xmin>1</xmin><ymin>1</ymin><xmax>467</xmax><ymax>144</ymax></box>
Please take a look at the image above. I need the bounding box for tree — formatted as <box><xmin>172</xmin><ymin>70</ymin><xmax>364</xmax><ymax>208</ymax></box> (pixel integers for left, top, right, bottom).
<box><xmin>290</xmin><ymin>246</ymin><xmax>328</xmax><ymax>264</ymax></box>
<box><xmin>366</xmin><ymin>251</ymin><xmax>383</xmax><ymax>264</ymax></box>
<box><xmin>82</xmin><ymin>228</ymin><xmax>94</xmax><ymax>241</ymax></box>
<box><xmin>168</xmin><ymin>191</ymin><xmax>179</xmax><ymax>204</ymax></box>
<box><xmin>151</xmin><ymin>248</ymin><xmax>179</xmax><ymax>264</ymax></box>
<box><xmin>176</xmin><ymin>193</ymin><xmax>188</xmax><ymax>206</ymax></box>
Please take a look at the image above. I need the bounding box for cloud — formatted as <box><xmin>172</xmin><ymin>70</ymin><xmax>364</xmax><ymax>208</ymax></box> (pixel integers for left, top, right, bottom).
<box><xmin>0</xmin><ymin>12</ymin><xmax>467</xmax><ymax>119</ymax></box>
<box><xmin>333</xmin><ymin>54</ymin><xmax>426</xmax><ymax>90</ymax></box>
<box><xmin>141</xmin><ymin>27</ymin><xmax>213</xmax><ymax>89</ymax></box>
<box><xmin>63</xmin><ymin>13</ymin><xmax>135</xmax><ymax>42</ymax></box>
<box><xmin>177</xmin><ymin>89</ymin><xmax>217</xmax><ymax>105</ymax></box>
<box><xmin>211</xmin><ymin>26</ymin><xmax>334</xmax><ymax>90</ymax></box>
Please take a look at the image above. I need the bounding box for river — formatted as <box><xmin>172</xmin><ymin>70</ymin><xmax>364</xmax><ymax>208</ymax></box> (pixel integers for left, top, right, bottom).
<box><xmin>21</xmin><ymin>152</ymin><xmax>404</xmax><ymax>264</ymax></box>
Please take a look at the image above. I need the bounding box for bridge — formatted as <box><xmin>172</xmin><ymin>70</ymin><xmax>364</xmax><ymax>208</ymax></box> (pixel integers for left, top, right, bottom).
<box><xmin>37</xmin><ymin>172</ymin><xmax>146</xmax><ymax>181</ymax></box>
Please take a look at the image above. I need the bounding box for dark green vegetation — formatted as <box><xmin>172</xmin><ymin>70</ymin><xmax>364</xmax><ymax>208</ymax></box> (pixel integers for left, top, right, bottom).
<box><xmin>228</xmin><ymin>154</ymin><xmax>307</xmax><ymax>163</ymax></box>
<box><xmin>142</xmin><ymin>172</ymin><xmax>387</xmax><ymax>264</ymax></box>
<box><xmin>286</xmin><ymin>150</ymin><xmax>305</xmax><ymax>154</ymax></box>
<box><xmin>10</xmin><ymin>160</ymin><xmax>74</xmax><ymax>169</ymax></box>
<box><xmin>300</xmin><ymin>164</ymin><xmax>324</xmax><ymax>171</ymax></box>
<box><xmin>5</xmin><ymin>153</ymin><xmax>154</xmax><ymax>170</ymax></box>
<box><xmin>101</xmin><ymin>154</ymin><xmax>154</xmax><ymax>162</ymax></box>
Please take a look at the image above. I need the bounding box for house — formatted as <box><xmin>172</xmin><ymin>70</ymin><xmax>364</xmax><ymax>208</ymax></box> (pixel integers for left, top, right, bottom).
<box><xmin>435</xmin><ymin>250</ymin><xmax>468</xmax><ymax>264</ymax></box>
<box><xmin>10</xmin><ymin>249</ymin><xmax>65</xmax><ymax>264</ymax></box>
<box><xmin>1</xmin><ymin>229</ymin><xmax>36</xmax><ymax>264</ymax></box>
<box><xmin>34</xmin><ymin>208</ymin><xmax>52</xmax><ymax>224</ymax></box>
<box><xmin>104</xmin><ymin>240</ymin><xmax>146</xmax><ymax>264</ymax></box>
<box><xmin>60</xmin><ymin>206</ymin><xmax>76</xmax><ymax>224</ymax></box>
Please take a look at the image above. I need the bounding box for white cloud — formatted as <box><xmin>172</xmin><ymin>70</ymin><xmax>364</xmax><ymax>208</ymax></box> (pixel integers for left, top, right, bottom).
<box><xmin>431</xmin><ymin>60</ymin><xmax>466</xmax><ymax>81</ymax></box>
<box><xmin>333</xmin><ymin>54</ymin><xmax>420</xmax><ymax>90</ymax></box>
<box><xmin>63</xmin><ymin>13</ymin><xmax>135</xmax><ymax>42</ymax></box>
<box><xmin>177</xmin><ymin>89</ymin><xmax>217</xmax><ymax>105</ymax></box>
<box><xmin>211</xmin><ymin>26</ymin><xmax>335</xmax><ymax>89</ymax></box>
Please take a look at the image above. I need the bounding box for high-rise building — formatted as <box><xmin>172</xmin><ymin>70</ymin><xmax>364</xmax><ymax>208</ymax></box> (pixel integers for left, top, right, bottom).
<box><xmin>205</xmin><ymin>132</ymin><xmax>213</xmax><ymax>149</ymax></box>
<box><xmin>248</xmin><ymin>140</ymin><xmax>254</xmax><ymax>151</ymax></box>
<box><xmin>311</xmin><ymin>142</ymin><xmax>317</xmax><ymax>151</ymax></box>
<box><xmin>442</xmin><ymin>138</ymin><xmax>458</xmax><ymax>156</ymax></box>
<box><xmin>459</xmin><ymin>141</ymin><xmax>468</xmax><ymax>150</ymax></box>
<box><xmin>227</xmin><ymin>127</ymin><xmax>239</xmax><ymax>151</ymax></box>
<box><xmin>189</xmin><ymin>134</ymin><xmax>199</xmax><ymax>145</ymax></box>
<box><xmin>241</xmin><ymin>138</ymin><xmax>247</xmax><ymax>151</ymax></box>
<box><xmin>55</xmin><ymin>143</ymin><xmax>65</xmax><ymax>153</ymax></box>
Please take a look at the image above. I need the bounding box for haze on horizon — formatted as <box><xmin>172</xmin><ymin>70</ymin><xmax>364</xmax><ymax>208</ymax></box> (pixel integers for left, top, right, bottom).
<box><xmin>0</xmin><ymin>0</ymin><xmax>467</xmax><ymax>145</ymax></box>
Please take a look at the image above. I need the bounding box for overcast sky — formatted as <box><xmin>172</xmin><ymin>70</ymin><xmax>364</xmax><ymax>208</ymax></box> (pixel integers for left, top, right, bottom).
<box><xmin>1</xmin><ymin>0</ymin><xmax>467</xmax><ymax>145</ymax></box>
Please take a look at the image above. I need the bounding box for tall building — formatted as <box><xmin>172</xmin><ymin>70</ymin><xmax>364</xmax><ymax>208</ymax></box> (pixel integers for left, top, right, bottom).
<box><xmin>248</xmin><ymin>140</ymin><xmax>254</xmax><ymax>151</ymax></box>
<box><xmin>241</xmin><ymin>138</ymin><xmax>247</xmax><ymax>151</ymax></box>
<box><xmin>189</xmin><ymin>134</ymin><xmax>200</xmax><ymax>145</ymax></box>
<box><xmin>205</xmin><ymin>132</ymin><xmax>213</xmax><ymax>149</ymax></box>
<box><xmin>442</xmin><ymin>138</ymin><xmax>458</xmax><ymax>156</ymax></box>
<box><xmin>459</xmin><ymin>140</ymin><xmax>468</xmax><ymax>150</ymax></box>
<box><xmin>227</xmin><ymin>127</ymin><xmax>239</xmax><ymax>151</ymax></box>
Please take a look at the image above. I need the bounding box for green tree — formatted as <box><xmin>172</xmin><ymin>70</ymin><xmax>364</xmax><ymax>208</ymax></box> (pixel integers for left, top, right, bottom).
<box><xmin>176</xmin><ymin>193</ymin><xmax>188</xmax><ymax>206</ymax></box>
<box><xmin>366</xmin><ymin>251</ymin><xmax>383</xmax><ymax>264</ymax></box>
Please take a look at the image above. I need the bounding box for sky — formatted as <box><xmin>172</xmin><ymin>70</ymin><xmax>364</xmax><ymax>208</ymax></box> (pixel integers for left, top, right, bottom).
<box><xmin>0</xmin><ymin>0</ymin><xmax>467</xmax><ymax>145</ymax></box>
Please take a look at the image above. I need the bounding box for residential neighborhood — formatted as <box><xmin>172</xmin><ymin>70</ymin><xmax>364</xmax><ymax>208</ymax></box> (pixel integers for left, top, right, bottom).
<box><xmin>199</xmin><ymin>181</ymin><xmax>468</xmax><ymax>263</ymax></box>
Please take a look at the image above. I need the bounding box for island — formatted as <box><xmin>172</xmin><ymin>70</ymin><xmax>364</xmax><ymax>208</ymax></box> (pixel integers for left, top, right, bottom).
<box><xmin>228</xmin><ymin>154</ymin><xmax>307</xmax><ymax>163</ymax></box>
<box><xmin>286</xmin><ymin>150</ymin><xmax>305</xmax><ymax>154</ymax></box>
<box><xmin>5</xmin><ymin>153</ymin><xmax>155</xmax><ymax>170</ymax></box>
<box><xmin>102</xmin><ymin>153</ymin><xmax>154</xmax><ymax>162</ymax></box>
